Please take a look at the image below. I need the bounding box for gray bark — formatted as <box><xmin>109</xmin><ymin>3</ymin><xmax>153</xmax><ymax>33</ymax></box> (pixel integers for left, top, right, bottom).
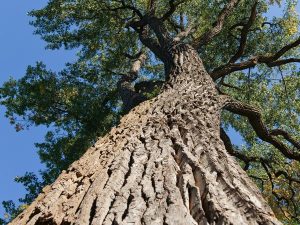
<box><xmin>10</xmin><ymin>44</ymin><xmax>281</xmax><ymax>225</ymax></box>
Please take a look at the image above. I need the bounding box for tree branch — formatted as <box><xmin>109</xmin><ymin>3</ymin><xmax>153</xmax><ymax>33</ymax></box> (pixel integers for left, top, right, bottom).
<box><xmin>128</xmin><ymin>14</ymin><xmax>172</xmax><ymax>61</ymax></box>
<box><xmin>128</xmin><ymin>22</ymin><xmax>166</xmax><ymax>61</ymax></box>
<box><xmin>220</xmin><ymin>127</ymin><xmax>259</xmax><ymax>170</ymax></box>
<box><xmin>220</xmin><ymin>124</ymin><xmax>300</xmax><ymax>217</ymax></box>
<box><xmin>270</xmin><ymin>129</ymin><xmax>300</xmax><ymax>149</ymax></box>
<box><xmin>192</xmin><ymin>0</ymin><xmax>240</xmax><ymax>49</ymax></box>
<box><xmin>266</xmin><ymin>58</ymin><xmax>300</xmax><ymax>67</ymax></box>
<box><xmin>223</xmin><ymin>96</ymin><xmax>300</xmax><ymax>161</ymax></box>
<box><xmin>211</xmin><ymin>37</ymin><xmax>300</xmax><ymax>80</ymax></box>
<box><xmin>218</xmin><ymin>77</ymin><xmax>243</xmax><ymax>91</ymax></box>
<box><xmin>161</xmin><ymin>0</ymin><xmax>187</xmax><ymax>21</ymax></box>
<box><xmin>173</xmin><ymin>22</ymin><xmax>197</xmax><ymax>42</ymax></box>
<box><xmin>229</xmin><ymin>1</ymin><xmax>258</xmax><ymax>63</ymax></box>
<box><xmin>106</xmin><ymin>0</ymin><xmax>143</xmax><ymax>19</ymax></box>
<box><xmin>148</xmin><ymin>0</ymin><xmax>156</xmax><ymax>15</ymax></box>
<box><xmin>167</xmin><ymin>18</ymin><xmax>183</xmax><ymax>33</ymax></box>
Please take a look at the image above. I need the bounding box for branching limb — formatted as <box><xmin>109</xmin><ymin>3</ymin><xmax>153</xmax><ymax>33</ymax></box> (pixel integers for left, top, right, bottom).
<box><xmin>161</xmin><ymin>0</ymin><xmax>187</xmax><ymax>21</ymax></box>
<box><xmin>266</xmin><ymin>58</ymin><xmax>300</xmax><ymax>67</ymax></box>
<box><xmin>221</xmin><ymin>127</ymin><xmax>299</xmax><ymax>182</ymax></box>
<box><xmin>108</xmin><ymin>0</ymin><xmax>143</xmax><ymax>18</ymax></box>
<box><xmin>106</xmin><ymin>0</ymin><xmax>166</xmax><ymax>61</ymax></box>
<box><xmin>148</xmin><ymin>0</ymin><xmax>156</xmax><ymax>15</ymax></box>
<box><xmin>145</xmin><ymin>16</ymin><xmax>173</xmax><ymax>48</ymax></box>
<box><xmin>274</xmin><ymin>170</ymin><xmax>300</xmax><ymax>183</ymax></box>
<box><xmin>128</xmin><ymin>22</ymin><xmax>166</xmax><ymax>61</ymax></box>
<box><xmin>211</xmin><ymin>37</ymin><xmax>300</xmax><ymax>80</ymax></box>
<box><xmin>220</xmin><ymin>127</ymin><xmax>259</xmax><ymax>169</ymax></box>
<box><xmin>192</xmin><ymin>0</ymin><xmax>240</xmax><ymax>49</ymax></box>
<box><xmin>167</xmin><ymin>18</ymin><xmax>183</xmax><ymax>33</ymax></box>
<box><xmin>229</xmin><ymin>1</ymin><xmax>258</xmax><ymax>63</ymax></box>
<box><xmin>223</xmin><ymin>96</ymin><xmax>300</xmax><ymax>161</ymax></box>
<box><xmin>173</xmin><ymin>19</ymin><xmax>203</xmax><ymax>42</ymax></box>
<box><xmin>218</xmin><ymin>77</ymin><xmax>243</xmax><ymax>91</ymax></box>
<box><xmin>221</xmin><ymin>121</ymin><xmax>300</xmax><ymax>219</ymax></box>
<box><xmin>128</xmin><ymin>16</ymin><xmax>172</xmax><ymax>61</ymax></box>
<box><xmin>270</xmin><ymin>129</ymin><xmax>300</xmax><ymax>149</ymax></box>
<box><xmin>124</xmin><ymin>51</ymin><xmax>144</xmax><ymax>60</ymax></box>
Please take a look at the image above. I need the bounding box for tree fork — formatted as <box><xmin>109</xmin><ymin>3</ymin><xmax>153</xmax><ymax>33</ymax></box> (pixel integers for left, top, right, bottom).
<box><xmin>10</xmin><ymin>44</ymin><xmax>282</xmax><ymax>225</ymax></box>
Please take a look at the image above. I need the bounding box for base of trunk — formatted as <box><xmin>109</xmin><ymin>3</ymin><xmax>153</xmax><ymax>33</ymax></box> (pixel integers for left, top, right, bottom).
<box><xmin>10</xmin><ymin>95</ymin><xmax>281</xmax><ymax>225</ymax></box>
<box><xmin>10</xmin><ymin>45</ymin><xmax>282</xmax><ymax>225</ymax></box>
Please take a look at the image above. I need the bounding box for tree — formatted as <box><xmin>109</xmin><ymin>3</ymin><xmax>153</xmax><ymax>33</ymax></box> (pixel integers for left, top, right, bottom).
<box><xmin>2</xmin><ymin>0</ymin><xmax>300</xmax><ymax>224</ymax></box>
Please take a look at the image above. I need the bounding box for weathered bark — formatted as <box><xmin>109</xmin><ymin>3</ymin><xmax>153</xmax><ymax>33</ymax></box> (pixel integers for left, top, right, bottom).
<box><xmin>10</xmin><ymin>44</ymin><xmax>281</xmax><ymax>225</ymax></box>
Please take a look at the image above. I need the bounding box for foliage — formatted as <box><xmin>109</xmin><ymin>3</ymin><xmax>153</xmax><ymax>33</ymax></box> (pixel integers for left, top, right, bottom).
<box><xmin>1</xmin><ymin>0</ymin><xmax>300</xmax><ymax>224</ymax></box>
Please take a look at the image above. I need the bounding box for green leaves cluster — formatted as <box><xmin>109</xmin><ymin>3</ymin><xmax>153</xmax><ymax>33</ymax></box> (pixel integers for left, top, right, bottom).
<box><xmin>0</xmin><ymin>60</ymin><xmax>120</xmax><ymax>223</ymax></box>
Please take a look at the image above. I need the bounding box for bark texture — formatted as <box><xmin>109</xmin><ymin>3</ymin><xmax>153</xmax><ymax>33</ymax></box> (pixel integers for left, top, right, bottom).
<box><xmin>10</xmin><ymin>44</ymin><xmax>281</xmax><ymax>225</ymax></box>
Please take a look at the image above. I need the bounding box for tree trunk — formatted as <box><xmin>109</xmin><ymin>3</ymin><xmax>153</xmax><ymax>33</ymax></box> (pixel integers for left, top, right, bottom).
<box><xmin>10</xmin><ymin>44</ymin><xmax>281</xmax><ymax>225</ymax></box>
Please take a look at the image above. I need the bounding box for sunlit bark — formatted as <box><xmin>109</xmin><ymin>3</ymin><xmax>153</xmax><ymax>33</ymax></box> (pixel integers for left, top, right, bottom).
<box><xmin>10</xmin><ymin>44</ymin><xmax>281</xmax><ymax>225</ymax></box>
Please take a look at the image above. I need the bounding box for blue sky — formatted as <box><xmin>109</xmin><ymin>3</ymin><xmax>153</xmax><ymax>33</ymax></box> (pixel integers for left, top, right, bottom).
<box><xmin>0</xmin><ymin>0</ymin><xmax>298</xmax><ymax>219</ymax></box>
<box><xmin>0</xmin><ymin>1</ymin><xmax>76</xmax><ymax>217</ymax></box>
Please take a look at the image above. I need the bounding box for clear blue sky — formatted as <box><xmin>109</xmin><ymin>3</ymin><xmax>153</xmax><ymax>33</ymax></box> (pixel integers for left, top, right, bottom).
<box><xmin>0</xmin><ymin>0</ymin><xmax>296</xmax><ymax>219</ymax></box>
<box><xmin>0</xmin><ymin>1</ymin><xmax>76</xmax><ymax>217</ymax></box>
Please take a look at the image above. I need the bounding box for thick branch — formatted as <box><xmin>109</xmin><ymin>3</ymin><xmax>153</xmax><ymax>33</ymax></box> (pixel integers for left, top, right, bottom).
<box><xmin>146</xmin><ymin>16</ymin><xmax>173</xmax><ymax>48</ymax></box>
<box><xmin>211</xmin><ymin>58</ymin><xmax>258</xmax><ymax>80</ymax></box>
<box><xmin>229</xmin><ymin>1</ymin><xmax>257</xmax><ymax>63</ymax></box>
<box><xmin>266</xmin><ymin>58</ymin><xmax>300</xmax><ymax>67</ymax></box>
<box><xmin>128</xmin><ymin>16</ymin><xmax>172</xmax><ymax>62</ymax></box>
<box><xmin>221</xmin><ymin>126</ymin><xmax>300</xmax><ymax>214</ymax></box>
<box><xmin>161</xmin><ymin>0</ymin><xmax>187</xmax><ymax>21</ymax></box>
<box><xmin>108</xmin><ymin>0</ymin><xmax>143</xmax><ymax>18</ymax></box>
<box><xmin>223</xmin><ymin>97</ymin><xmax>300</xmax><ymax>161</ymax></box>
<box><xmin>270</xmin><ymin>129</ymin><xmax>300</xmax><ymax>149</ymax></box>
<box><xmin>192</xmin><ymin>0</ymin><xmax>240</xmax><ymax>49</ymax></box>
<box><xmin>129</xmin><ymin>22</ymin><xmax>165</xmax><ymax>61</ymax></box>
<box><xmin>173</xmin><ymin>21</ymin><xmax>198</xmax><ymax>42</ymax></box>
<box><xmin>167</xmin><ymin>18</ymin><xmax>184</xmax><ymax>33</ymax></box>
<box><xmin>148</xmin><ymin>0</ymin><xmax>156</xmax><ymax>15</ymax></box>
<box><xmin>220</xmin><ymin>125</ymin><xmax>300</xmax><ymax>219</ymax></box>
<box><xmin>218</xmin><ymin>77</ymin><xmax>243</xmax><ymax>91</ymax></box>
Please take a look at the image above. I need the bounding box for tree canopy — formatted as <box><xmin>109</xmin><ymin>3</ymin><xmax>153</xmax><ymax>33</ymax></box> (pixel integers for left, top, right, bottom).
<box><xmin>1</xmin><ymin>0</ymin><xmax>300</xmax><ymax>224</ymax></box>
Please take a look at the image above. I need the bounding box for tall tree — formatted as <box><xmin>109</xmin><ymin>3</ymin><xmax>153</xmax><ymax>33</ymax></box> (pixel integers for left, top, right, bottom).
<box><xmin>2</xmin><ymin>0</ymin><xmax>300</xmax><ymax>224</ymax></box>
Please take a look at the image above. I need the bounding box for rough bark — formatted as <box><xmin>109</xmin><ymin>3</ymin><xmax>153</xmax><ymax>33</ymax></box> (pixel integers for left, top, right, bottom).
<box><xmin>10</xmin><ymin>44</ymin><xmax>281</xmax><ymax>225</ymax></box>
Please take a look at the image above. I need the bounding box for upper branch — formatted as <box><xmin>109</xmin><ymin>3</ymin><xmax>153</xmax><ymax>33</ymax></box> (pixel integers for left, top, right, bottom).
<box><xmin>192</xmin><ymin>0</ymin><xmax>240</xmax><ymax>49</ymax></box>
<box><xmin>108</xmin><ymin>0</ymin><xmax>143</xmax><ymax>18</ymax></box>
<box><xmin>211</xmin><ymin>37</ymin><xmax>300</xmax><ymax>80</ymax></box>
<box><xmin>173</xmin><ymin>22</ymin><xmax>197</xmax><ymax>42</ymax></box>
<box><xmin>266</xmin><ymin>58</ymin><xmax>300</xmax><ymax>67</ymax></box>
<box><xmin>128</xmin><ymin>19</ymin><xmax>167</xmax><ymax>62</ymax></box>
<box><xmin>220</xmin><ymin>127</ymin><xmax>259</xmax><ymax>169</ymax></box>
<box><xmin>148</xmin><ymin>0</ymin><xmax>156</xmax><ymax>15</ymax></box>
<box><xmin>161</xmin><ymin>0</ymin><xmax>187</xmax><ymax>21</ymax></box>
<box><xmin>229</xmin><ymin>1</ymin><xmax>258</xmax><ymax>63</ymax></box>
<box><xmin>223</xmin><ymin>96</ymin><xmax>300</xmax><ymax>161</ymax></box>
